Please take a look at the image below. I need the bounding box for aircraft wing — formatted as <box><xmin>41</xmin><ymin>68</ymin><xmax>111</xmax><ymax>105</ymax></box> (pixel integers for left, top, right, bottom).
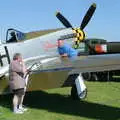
<box><xmin>67</xmin><ymin>54</ymin><xmax>120</xmax><ymax>73</ymax></box>
<box><xmin>22</xmin><ymin>54</ymin><xmax>120</xmax><ymax>75</ymax></box>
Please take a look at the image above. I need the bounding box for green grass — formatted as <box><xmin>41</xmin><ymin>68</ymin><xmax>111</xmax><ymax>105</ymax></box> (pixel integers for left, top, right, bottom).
<box><xmin>0</xmin><ymin>81</ymin><xmax>120</xmax><ymax>120</ymax></box>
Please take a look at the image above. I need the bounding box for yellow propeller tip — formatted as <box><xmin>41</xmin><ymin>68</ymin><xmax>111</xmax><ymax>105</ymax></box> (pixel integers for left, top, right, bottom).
<box><xmin>55</xmin><ymin>11</ymin><xmax>60</xmax><ymax>16</ymax></box>
<box><xmin>92</xmin><ymin>3</ymin><xmax>96</xmax><ymax>7</ymax></box>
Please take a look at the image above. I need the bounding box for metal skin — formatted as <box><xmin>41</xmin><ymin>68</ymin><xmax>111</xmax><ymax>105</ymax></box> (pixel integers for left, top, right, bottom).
<box><xmin>0</xmin><ymin>28</ymin><xmax>74</xmax><ymax>94</ymax></box>
<box><xmin>0</xmin><ymin>28</ymin><xmax>120</xmax><ymax>95</ymax></box>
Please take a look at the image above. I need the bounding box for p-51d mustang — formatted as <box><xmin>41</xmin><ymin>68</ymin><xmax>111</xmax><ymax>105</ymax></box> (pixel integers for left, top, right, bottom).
<box><xmin>0</xmin><ymin>3</ymin><xmax>120</xmax><ymax>100</ymax></box>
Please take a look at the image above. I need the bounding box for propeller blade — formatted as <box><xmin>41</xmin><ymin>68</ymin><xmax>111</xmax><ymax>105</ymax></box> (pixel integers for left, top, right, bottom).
<box><xmin>56</xmin><ymin>12</ymin><xmax>72</xmax><ymax>28</ymax></box>
<box><xmin>80</xmin><ymin>3</ymin><xmax>96</xmax><ymax>30</ymax></box>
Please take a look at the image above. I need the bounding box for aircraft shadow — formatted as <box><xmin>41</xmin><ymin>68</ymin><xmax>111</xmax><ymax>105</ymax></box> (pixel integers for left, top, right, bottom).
<box><xmin>0</xmin><ymin>90</ymin><xmax>120</xmax><ymax>120</ymax></box>
<box><xmin>24</xmin><ymin>91</ymin><xmax>120</xmax><ymax>120</ymax></box>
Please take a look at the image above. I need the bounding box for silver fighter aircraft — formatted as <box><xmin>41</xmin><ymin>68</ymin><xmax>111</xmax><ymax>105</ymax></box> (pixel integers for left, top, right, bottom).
<box><xmin>0</xmin><ymin>3</ymin><xmax>120</xmax><ymax>100</ymax></box>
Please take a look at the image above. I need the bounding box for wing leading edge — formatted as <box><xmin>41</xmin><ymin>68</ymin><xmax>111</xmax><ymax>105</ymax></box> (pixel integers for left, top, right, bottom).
<box><xmin>68</xmin><ymin>54</ymin><xmax>120</xmax><ymax>73</ymax></box>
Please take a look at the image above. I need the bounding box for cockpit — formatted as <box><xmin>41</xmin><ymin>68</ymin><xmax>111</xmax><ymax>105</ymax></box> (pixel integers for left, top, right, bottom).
<box><xmin>5</xmin><ymin>28</ymin><xmax>25</xmax><ymax>43</ymax></box>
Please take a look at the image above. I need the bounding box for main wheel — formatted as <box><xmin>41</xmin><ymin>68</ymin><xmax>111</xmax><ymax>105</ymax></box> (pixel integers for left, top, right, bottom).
<box><xmin>71</xmin><ymin>84</ymin><xmax>87</xmax><ymax>100</ymax></box>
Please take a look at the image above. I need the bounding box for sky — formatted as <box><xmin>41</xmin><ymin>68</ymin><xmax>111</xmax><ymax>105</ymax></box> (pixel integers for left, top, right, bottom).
<box><xmin>0</xmin><ymin>0</ymin><xmax>120</xmax><ymax>42</ymax></box>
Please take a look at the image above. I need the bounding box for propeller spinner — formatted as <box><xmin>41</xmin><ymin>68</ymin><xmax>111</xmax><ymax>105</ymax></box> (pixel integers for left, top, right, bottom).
<box><xmin>56</xmin><ymin>3</ymin><xmax>96</xmax><ymax>47</ymax></box>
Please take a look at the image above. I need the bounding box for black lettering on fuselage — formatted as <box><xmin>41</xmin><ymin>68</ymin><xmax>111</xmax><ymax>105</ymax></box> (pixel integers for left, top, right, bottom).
<box><xmin>0</xmin><ymin>46</ymin><xmax>10</xmax><ymax>66</ymax></box>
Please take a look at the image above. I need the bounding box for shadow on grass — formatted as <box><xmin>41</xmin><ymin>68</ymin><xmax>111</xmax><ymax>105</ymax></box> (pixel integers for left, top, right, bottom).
<box><xmin>0</xmin><ymin>91</ymin><xmax>120</xmax><ymax>120</ymax></box>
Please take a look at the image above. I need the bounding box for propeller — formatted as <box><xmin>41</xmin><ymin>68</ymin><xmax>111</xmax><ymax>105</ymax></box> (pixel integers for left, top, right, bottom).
<box><xmin>56</xmin><ymin>12</ymin><xmax>72</xmax><ymax>28</ymax></box>
<box><xmin>80</xmin><ymin>3</ymin><xmax>96</xmax><ymax>30</ymax></box>
<box><xmin>56</xmin><ymin>3</ymin><xmax>97</xmax><ymax>51</ymax></box>
<box><xmin>56</xmin><ymin>3</ymin><xmax>96</xmax><ymax>30</ymax></box>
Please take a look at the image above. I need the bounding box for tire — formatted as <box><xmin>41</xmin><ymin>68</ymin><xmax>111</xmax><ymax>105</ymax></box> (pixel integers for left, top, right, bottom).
<box><xmin>71</xmin><ymin>84</ymin><xmax>87</xmax><ymax>100</ymax></box>
<box><xmin>71</xmin><ymin>84</ymin><xmax>78</xmax><ymax>100</ymax></box>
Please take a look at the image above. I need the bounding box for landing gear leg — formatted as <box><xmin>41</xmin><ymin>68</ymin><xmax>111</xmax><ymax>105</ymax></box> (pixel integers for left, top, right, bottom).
<box><xmin>71</xmin><ymin>73</ymin><xmax>87</xmax><ymax>100</ymax></box>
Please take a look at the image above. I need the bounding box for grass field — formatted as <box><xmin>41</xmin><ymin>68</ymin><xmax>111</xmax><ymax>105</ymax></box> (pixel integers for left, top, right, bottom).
<box><xmin>0</xmin><ymin>81</ymin><xmax>120</xmax><ymax>120</ymax></box>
